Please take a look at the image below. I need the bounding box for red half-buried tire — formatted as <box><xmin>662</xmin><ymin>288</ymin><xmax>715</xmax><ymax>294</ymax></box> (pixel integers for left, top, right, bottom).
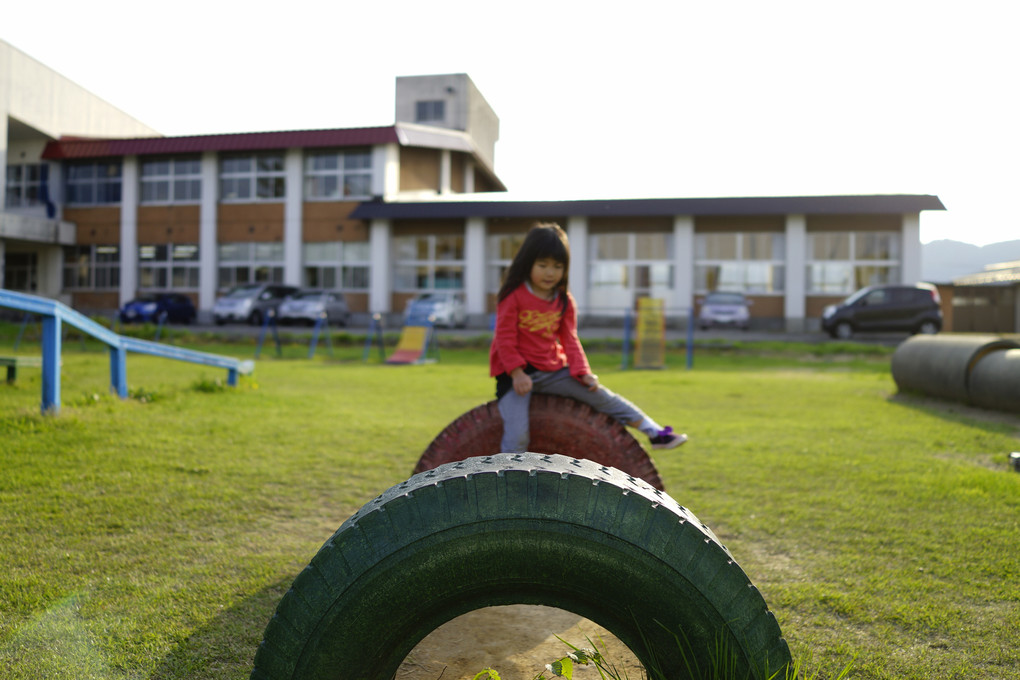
<box><xmin>413</xmin><ymin>393</ymin><xmax>665</xmax><ymax>490</ymax></box>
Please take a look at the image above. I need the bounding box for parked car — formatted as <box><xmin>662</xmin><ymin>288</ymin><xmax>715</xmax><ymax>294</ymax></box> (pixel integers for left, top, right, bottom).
<box><xmin>277</xmin><ymin>289</ymin><xmax>349</xmax><ymax>326</ymax></box>
<box><xmin>822</xmin><ymin>283</ymin><xmax>942</xmax><ymax>339</ymax></box>
<box><xmin>697</xmin><ymin>292</ymin><xmax>752</xmax><ymax>330</ymax></box>
<box><xmin>403</xmin><ymin>292</ymin><xmax>467</xmax><ymax>328</ymax></box>
<box><xmin>119</xmin><ymin>293</ymin><xmax>196</xmax><ymax>324</ymax></box>
<box><xmin>212</xmin><ymin>283</ymin><xmax>299</xmax><ymax>325</ymax></box>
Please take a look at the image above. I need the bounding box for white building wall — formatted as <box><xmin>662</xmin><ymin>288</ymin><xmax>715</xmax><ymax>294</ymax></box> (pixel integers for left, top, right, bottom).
<box><xmin>673</xmin><ymin>216</ymin><xmax>694</xmax><ymax>324</ymax></box>
<box><xmin>784</xmin><ymin>214</ymin><xmax>807</xmax><ymax>332</ymax></box>
<box><xmin>901</xmin><ymin>213</ymin><xmax>922</xmax><ymax>284</ymax></box>
<box><xmin>464</xmin><ymin>217</ymin><xmax>486</xmax><ymax>317</ymax></box>
<box><xmin>283</xmin><ymin>149</ymin><xmax>303</xmax><ymax>286</ymax></box>
<box><xmin>199</xmin><ymin>152</ymin><xmax>218</xmax><ymax>315</ymax></box>
<box><xmin>1</xmin><ymin>40</ymin><xmax>160</xmax><ymax>142</ymax></box>
<box><xmin>119</xmin><ymin>157</ymin><xmax>139</xmax><ymax>306</ymax></box>
<box><xmin>566</xmin><ymin>216</ymin><xmax>588</xmax><ymax>315</ymax></box>
<box><xmin>369</xmin><ymin>219</ymin><xmax>391</xmax><ymax>315</ymax></box>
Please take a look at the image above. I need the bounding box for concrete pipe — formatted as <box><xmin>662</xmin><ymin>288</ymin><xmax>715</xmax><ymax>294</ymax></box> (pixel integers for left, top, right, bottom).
<box><xmin>967</xmin><ymin>348</ymin><xmax>1020</xmax><ymax>414</ymax></box>
<box><xmin>891</xmin><ymin>334</ymin><xmax>1020</xmax><ymax>403</ymax></box>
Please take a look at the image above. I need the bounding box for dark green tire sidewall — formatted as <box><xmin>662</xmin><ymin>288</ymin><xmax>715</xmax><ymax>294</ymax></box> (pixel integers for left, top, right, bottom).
<box><xmin>251</xmin><ymin>454</ymin><xmax>790</xmax><ymax>680</ymax></box>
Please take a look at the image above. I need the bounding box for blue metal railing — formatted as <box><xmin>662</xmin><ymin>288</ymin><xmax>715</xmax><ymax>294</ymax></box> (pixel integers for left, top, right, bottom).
<box><xmin>0</xmin><ymin>290</ymin><xmax>253</xmax><ymax>414</ymax></box>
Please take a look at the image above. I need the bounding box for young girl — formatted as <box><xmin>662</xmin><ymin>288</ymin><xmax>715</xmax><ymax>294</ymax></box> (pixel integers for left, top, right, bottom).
<box><xmin>489</xmin><ymin>222</ymin><xmax>687</xmax><ymax>453</ymax></box>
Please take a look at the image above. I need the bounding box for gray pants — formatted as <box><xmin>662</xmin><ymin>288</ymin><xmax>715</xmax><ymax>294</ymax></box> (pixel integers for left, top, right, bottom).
<box><xmin>497</xmin><ymin>367</ymin><xmax>646</xmax><ymax>453</ymax></box>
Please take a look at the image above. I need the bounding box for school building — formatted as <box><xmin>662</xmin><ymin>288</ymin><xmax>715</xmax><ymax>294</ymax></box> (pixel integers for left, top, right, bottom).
<box><xmin>1</xmin><ymin>39</ymin><xmax>945</xmax><ymax>331</ymax></box>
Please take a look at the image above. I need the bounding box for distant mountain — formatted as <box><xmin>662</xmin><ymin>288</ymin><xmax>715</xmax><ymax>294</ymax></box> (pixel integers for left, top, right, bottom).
<box><xmin>922</xmin><ymin>239</ymin><xmax>1020</xmax><ymax>283</ymax></box>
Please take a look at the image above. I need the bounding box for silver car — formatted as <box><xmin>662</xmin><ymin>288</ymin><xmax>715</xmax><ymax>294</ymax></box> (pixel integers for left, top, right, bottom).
<box><xmin>403</xmin><ymin>292</ymin><xmax>467</xmax><ymax>328</ymax></box>
<box><xmin>212</xmin><ymin>283</ymin><xmax>299</xmax><ymax>325</ymax></box>
<box><xmin>278</xmin><ymin>289</ymin><xmax>349</xmax><ymax>326</ymax></box>
<box><xmin>697</xmin><ymin>292</ymin><xmax>752</xmax><ymax>330</ymax></box>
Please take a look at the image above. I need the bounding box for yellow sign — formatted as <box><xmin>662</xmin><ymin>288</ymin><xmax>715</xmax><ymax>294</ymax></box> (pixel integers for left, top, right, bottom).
<box><xmin>634</xmin><ymin>298</ymin><xmax>665</xmax><ymax>369</ymax></box>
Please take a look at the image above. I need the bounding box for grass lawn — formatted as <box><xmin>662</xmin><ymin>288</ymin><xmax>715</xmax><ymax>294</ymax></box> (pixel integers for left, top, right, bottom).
<box><xmin>1</xmin><ymin>327</ymin><xmax>1018</xmax><ymax>679</ymax></box>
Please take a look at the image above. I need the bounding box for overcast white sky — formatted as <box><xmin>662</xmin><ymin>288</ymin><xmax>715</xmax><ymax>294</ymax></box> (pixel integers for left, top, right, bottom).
<box><xmin>5</xmin><ymin>1</ymin><xmax>1018</xmax><ymax>246</ymax></box>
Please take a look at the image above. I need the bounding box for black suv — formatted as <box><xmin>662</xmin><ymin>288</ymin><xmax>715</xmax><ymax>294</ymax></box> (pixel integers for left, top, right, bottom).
<box><xmin>822</xmin><ymin>283</ymin><xmax>942</xmax><ymax>339</ymax></box>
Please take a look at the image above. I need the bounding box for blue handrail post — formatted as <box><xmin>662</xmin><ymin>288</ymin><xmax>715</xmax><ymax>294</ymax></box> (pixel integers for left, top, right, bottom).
<box><xmin>154</xmin><ymin>311</ymin><xmax>168</xmax><ymax>341</ymax></box>
<box><xmin>686</xmin><ymin>306</ymin><xmax>695</xmax><ymax>370</ymax></box>
<box><xmin>109</xmin><ymin>343</ymin><xmax>128</xmax><ymax>398</ymax></box>
<box><xmin>308</xmin><ymin>313</ymin><xmax>325</xmax><ymax>359</ymax></box>
<box><xmin>227</xmin><ymin>367</ymin><xmax>239</xmax><ymax>387</ymax></box>
<box><xmin>41</xmin><ymin>315</ymin><xmax>62</xmax><ymax>414</ymax></box>
<box><xmin>620</xmin><ymin>308</ymin><xmax>632</xmax><ymax>370</ymax></box>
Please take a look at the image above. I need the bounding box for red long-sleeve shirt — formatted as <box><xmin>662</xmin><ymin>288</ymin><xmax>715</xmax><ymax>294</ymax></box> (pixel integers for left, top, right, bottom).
<box><xmin>489</xmin><ymin>285</ymin><xmax>591</xmax><ymax>380</ymax></box>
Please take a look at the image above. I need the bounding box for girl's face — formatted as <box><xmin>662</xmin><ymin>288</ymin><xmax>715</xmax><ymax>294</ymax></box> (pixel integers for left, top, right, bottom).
<box><xmin>529</xmin><ymin>257</ymin><xmax>565</xmax><ymax>299</ymax></box>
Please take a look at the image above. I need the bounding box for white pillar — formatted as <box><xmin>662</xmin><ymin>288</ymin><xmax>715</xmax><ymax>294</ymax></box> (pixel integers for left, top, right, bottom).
<box><xmin>283</xmin><ymin>149</ymin><xmax>303</xmax><ymax>286</ymax></box>
<box><xmin>373</xmin><ymin>144</ymin><xmax>400</xmax><ymax>198</ymax></box>
<box><xmin>439</xmin><ymin>149</ymin><xmax>452</xmax><ymax>195</ymax></box>
<box><xmin>199</xmin><ymin>152</ymin><xmax>218</xmax><ymax>315</ymax></box>
<box><xmin>119</xmin><ymin>156</ymin><xmax>138</xmax><ymax>306</ymax></box>
<box><xmin>901</xmin><ymin>212</ymin><xmax>922</xmax><ymax>284</ymax></box>
<box><xmin>39</xmin><ymin>245</ymin><xmax>63</xmax><ymax>298</ymax></box>
<box><xmin>0</xmin><ymin>239</ymin><xmax>5</xmax><ymax>292</ymax></box>
<box><xmin>463</xmin><ymin>159</ymin><xmax>475</xmax><ymax>193</ymax></box>
<box><xmin>369</xmin><ymin>218</ymin><xmax>391</xmax><ymax>314</ymax></box>
<box><xmin>566</xmin><ymin>216</ymin><xmax>588</xmax><ymax>316</ymax></box>
<box><xmin>673</xmin><ymin>215</ymin><xmax>694</xmax><ymax>325</ymax></box>
<box><xmin>784</xmin><ymin>214</ymin><xmax>807</xmax><ymax>332</ymax></box>
<box><xmin>464</xmin><ymin>217</ymin><xmax>486</xmax><ymax>317</ymax></box>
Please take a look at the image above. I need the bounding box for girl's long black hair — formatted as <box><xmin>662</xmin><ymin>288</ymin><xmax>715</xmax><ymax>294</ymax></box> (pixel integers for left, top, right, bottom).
<box><xmin>497</xmin><ymin>222</ymin><xmax>571</xmax><ymax>315</ymax></box>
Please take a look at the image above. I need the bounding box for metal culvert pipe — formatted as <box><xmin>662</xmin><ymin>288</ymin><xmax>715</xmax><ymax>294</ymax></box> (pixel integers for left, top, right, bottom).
<box><xmin>891</xmin><ymin>335</ymin><xmax>1020</xmax><ymax>403</ymax></box>
<box><xmin>967</xmin><ymin>348</ymin><xmax>1020</xmax><ymax>413</ymax></box>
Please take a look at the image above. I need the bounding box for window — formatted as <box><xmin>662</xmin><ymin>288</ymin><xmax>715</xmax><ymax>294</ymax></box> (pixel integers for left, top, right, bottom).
<box><xmin>415</xmin><ymin>100</ymin><xmax>445</xmax><ymax>123</ymax></box>
<box><xmin>66</xmin><ymin>161</ymin><xmax>122</xmax><ymax>205</ymax></box>
<box><xmin>694</xmin><ymin>232</ymin><xmax>785</xmax><ymax>294</ymax></box>
<box><xmin>589</xmin><ymin>232</ymin><xmax>675</xmax><ymax>311</ymax></box>
<box><xmin>394</xmin><ymin>234</ymin><xmax>464</xmax><ymax>292</ymax></box>
<box><xmin>5</xmin><ymin>164</ymin><xmax>46</xmax><ymax>209</ymax></box>
<box><xmin>217</xmin><ymin>242</ymin><xmax>284</xmax><ymax>289</ymax></box>
<box><xmin>303</xmin><ymin>149</ymin><xmax>373</xmax><ymax>199</ymax></box>
<box><xmin>219</xmin><ymin>153</ymin><xmax>285</xmax><ymax>201</ymax></box>
<box><xmin>302</xmin><ymin>241</ymin><xmax>370</xmax><ymax>290</ymax></box>
<box><xmin>3</xmin><ymin>252</ymin><xmax>38</xmax><ymax>291</ymax></box>
<box><xmin>141</xmin><ymin>157</ymin><xmax>201</xmax><ymax>204</ymax></box>
<box><xmin>62</xmin><ymin>245</ymin><xmax>120</xmax><ymax>289</ymax></box>
<box><xmin>806</xmin><ymin>231</ymin><xmax>900</xmax><ymax>294</ymax></box>
<box><xmin>486</xmin><ymin>234</ymin><xmax>527</xmax><ymax>292</ymax></box>
<box><xmin>139</xmin><ymin>243</ymin><xmax>200</xmax><ymax>290</ymax></box>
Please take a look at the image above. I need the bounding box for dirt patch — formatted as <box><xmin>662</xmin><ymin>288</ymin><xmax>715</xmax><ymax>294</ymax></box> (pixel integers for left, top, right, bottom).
<box><xmin>396</xmin><ymin>605</ymin><xmax>645</xmax><ymax>680</ymax></box>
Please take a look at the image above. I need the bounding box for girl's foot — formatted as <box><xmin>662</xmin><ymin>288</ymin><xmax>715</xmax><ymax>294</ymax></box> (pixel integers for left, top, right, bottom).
<box><xmin>650</xmin><ymin>426</ymin><xmax>688</xmax><ymax>450</ymax></box>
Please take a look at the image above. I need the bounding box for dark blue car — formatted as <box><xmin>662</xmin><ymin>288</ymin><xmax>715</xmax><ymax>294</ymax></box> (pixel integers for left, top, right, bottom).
<box><xmin>119</xmin><ymin>293</ymin><xmax>197</xmax><ymax>324</ymax></box>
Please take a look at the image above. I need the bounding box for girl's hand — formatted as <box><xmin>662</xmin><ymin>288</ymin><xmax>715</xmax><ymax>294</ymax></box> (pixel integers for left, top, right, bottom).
<box><xmin>512</xmin><ymin>370</ymin><xmax>533</xmax><ymax>395</ymax></box>
<box><xmin>580</xmin><ymin>373</ymin><xmax>600</xmax><ymax>392</ymax></box>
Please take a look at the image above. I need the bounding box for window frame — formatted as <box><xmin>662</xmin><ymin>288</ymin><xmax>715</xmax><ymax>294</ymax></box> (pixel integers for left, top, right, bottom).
<box><xmin>805</xmin><ymin>231</ymin><xmax>901</xmax><ymax>295</ymax></box>
<box><xmin>303</xmin><ymin>149</ymin><xmax>373</xmax><ymax>200</ymax></box>
<box><xmin>62</xmin><ymin>244</ymin><xmax>121</xmax><ymax>290</ymax></box>
<box><xmin>302</xmin><ymin>241</ymin><xmax>371</xmax><ymax>291</ymax></box>
<box><xmin>5</xmin><ymin>163</ymin><xmax>46</xmax><ymax>209</ymax></box>
<box><xmin>219</xmin><ymin>152</ymin><xmax>286</xmax><ymax>203</ymax></box>
<box><xmin>393</xmin><ymin>234</ymin><xmax>465</xmax><ymax>293</ymax></box>
<box><xmin>140</xmin><ymin>156</ymin><xmax>202</xmax><ymax>205</ymax></box>
<box><xmin>65</xmin><ymin>160</ymin><xmax>122</xmax><ymax>206</ymax></box>
<box><xmin>217</xmin><ymin>241</ymin><xmax>284</xmax><ymax>291</ymax></box>
<box><xmin>694</xmin><ymin>232</ymin><xmax>786</xmax><ymax>295</ymax></box>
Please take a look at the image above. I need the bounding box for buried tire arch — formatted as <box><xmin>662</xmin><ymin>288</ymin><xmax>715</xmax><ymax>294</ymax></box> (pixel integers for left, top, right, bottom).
<box><xmin>250</xmin><ymin>453</ymin><xmax>792</xmax><ymax>680</ymax></box>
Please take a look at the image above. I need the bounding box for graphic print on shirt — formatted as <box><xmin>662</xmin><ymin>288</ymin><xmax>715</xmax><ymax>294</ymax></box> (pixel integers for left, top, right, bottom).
<box><xmin>518</xmin><ymin>309</ymin><xmax>560</xmax><ymax>339</ymax></box>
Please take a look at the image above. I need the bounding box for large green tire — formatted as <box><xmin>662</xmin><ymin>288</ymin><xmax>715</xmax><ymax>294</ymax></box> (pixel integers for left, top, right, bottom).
<box><xmin>250</xmin><ymin>453</ymin><xmax>791</xmax><ymax>680</ymax></box>
<box><xmin>414</xmin><ymin>394</ymin><xmax>666</xmax><ymax>490</ymax></box>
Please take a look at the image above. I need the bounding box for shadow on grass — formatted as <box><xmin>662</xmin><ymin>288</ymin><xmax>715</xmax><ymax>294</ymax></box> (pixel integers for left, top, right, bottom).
<box><xmin>150</xmin><ymin>579</ymin><xmax>290</xmax><ymax>680</ymax></box>
<box><xmin>887</xmin><ymin>391</ymin><xmax>1020</xmax><ymax>431</ymax></box>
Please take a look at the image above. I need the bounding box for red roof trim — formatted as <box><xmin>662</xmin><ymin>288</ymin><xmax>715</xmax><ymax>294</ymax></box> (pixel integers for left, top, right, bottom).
<box><xmin>41</xmin><ymin>126</ymin><xmax>402</xmax><ymax>160</ymax></box>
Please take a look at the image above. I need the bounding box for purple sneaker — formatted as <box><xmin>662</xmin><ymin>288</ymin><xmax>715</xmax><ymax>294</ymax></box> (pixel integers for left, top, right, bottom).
<box><xmin>650</xmin><ymin>426</ymin><xmax>688</xmax><ymax>450</ymax></box>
